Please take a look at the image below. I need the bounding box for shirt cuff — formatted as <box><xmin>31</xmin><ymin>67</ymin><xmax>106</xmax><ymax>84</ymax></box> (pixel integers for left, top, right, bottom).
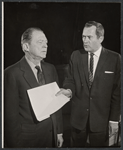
<box><xmin>109</xmin><ymin>121</ymin><xmax>118</xmax><ymax>124</ymax></box>
<box><xmin>57</xmin><ymin>133</ymin><xmax>63</xmax><ymax>136</ymax></box>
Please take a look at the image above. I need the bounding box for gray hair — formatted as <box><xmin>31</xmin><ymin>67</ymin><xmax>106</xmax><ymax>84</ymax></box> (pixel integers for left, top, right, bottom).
<box><xmin>21</xmin><ymin>27</ymin><xmax>43</xmax><ymax>46</ymax></box>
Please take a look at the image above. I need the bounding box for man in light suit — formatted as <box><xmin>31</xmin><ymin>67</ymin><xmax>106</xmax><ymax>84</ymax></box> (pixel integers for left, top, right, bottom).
<box><xmin>56</xmin><ymin>21</ymin><xmax>121</xmax><ymax>147</ymax></box>
<box><xmin>4</xmin><ymin>27</ymin><xmax>63</xmax><ymax>148</ymax></box>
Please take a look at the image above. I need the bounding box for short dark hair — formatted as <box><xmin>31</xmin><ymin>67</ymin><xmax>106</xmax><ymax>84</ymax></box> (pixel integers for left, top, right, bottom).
<box><xmin>21</xmin><ymin>27</ymin><xmax>43</xmax><ymax>45</ymax></box>
<box><xmin>84</xmin><ymin>21</ymin><xmax>104</xmax><ymax>38</ymax></box>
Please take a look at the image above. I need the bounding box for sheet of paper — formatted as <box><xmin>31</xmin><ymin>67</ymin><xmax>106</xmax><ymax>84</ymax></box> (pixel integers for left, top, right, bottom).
<box><xmin>27</xmin><ymin>82</ymin><xmax>60</xmax><ymax>120</ymax></box>
<box><xmin>37</xmin><ymin>114</ymin><xmax>50</xmax><ymax>121</ymax></box>
<box><xmin>27</xmin><ymin>82</ymin><xmax>70</xmax><ymax>121</ymax></box>
<box><xmin>40</xmin><ymin>94</ymin><xmax>70</xmax><ymax>118</ymax></box>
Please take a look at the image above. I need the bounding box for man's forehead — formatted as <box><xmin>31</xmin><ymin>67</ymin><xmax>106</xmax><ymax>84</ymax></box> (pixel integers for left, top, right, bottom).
<box><xmin>32</xmin><ymin>30</ymin><xmax>47</xmax><ymax>39</ymax></box>
<box><xmin>83</xmin><ymin>26</ymin><xmax>96</xmax><ymax>35</ymax></box>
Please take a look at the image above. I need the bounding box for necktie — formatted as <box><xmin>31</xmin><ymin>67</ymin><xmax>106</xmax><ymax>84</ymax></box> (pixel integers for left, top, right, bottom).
<box><xmin>35</xmin><ymin>66</ymin><xmax>45</xmax><ymax>85</ymax></box>
<box><xmin>89</xmin><ymin>53</ymin><xmax>94</xmax><ymax>88</ymax></box>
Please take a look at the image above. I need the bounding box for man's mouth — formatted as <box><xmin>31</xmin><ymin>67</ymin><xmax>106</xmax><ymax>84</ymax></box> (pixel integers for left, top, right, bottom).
<box><xmin>84</xmin><ymin>45</ymin><xmax>88</xmax><ymax>47</ymax></box>
<box><xmin>42</xmin><ymin>51</ymin><xmax>47</xmax><ymax>54</ymax></box>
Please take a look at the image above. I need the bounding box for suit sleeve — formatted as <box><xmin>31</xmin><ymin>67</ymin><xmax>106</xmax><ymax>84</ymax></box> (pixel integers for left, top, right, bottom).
<box><xmin>109</xmin><ymin>54</ymin><xmax>121</xmax><ymax>121</ymax></box>
<box><xmin>4</xmin><ymin>70</ymin><xmax>21</xmax><ymax>147</ymax></box>
<box><xmin>63</xmin><ymin>52</ymin><xmax>76</xmax><ymax>95</ymax></box>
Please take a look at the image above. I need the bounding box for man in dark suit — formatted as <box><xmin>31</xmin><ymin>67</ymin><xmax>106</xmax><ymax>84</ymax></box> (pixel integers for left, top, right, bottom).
<box><xmin>56</xmin><ymin>21</ymin><xmax>121</xmax><ymax>147</ymax></box>
<box><xmin>4</xmin><ymin>27</ymin><xmax>63</xmax><ymax>148</ymax></box>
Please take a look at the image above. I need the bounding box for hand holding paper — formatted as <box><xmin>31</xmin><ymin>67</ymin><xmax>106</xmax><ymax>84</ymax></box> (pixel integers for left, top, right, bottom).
<box><xmin>56</xmin><ymin>88</ymin><xmax>72</xmax><ymax>98</ymax></box>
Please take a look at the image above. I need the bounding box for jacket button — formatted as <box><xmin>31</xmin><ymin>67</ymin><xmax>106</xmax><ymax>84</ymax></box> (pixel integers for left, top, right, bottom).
<box><xmin>87</xmin><ymin>109</ymin><xmax>89</xmax><ymax>111</ymax></box>
<box><xmin>90</xmin><ymin>97</ymin><xmax>92</xmax><ymax>100</ymax></box>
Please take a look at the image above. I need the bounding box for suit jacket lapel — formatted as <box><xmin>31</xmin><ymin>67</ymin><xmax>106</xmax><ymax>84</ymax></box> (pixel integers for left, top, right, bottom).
<box><xmin>20</xmin><ymin>57</ymin><xmax>39</xmax><ymax>88</ymax></box>
<box><xmin>92</xmin><ymin>47</ymin><xmax>108</xmax><ymax>86</ymax></box>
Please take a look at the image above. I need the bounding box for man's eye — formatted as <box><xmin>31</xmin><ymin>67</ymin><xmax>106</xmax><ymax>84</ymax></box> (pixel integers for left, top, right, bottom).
<box><xmin>38</xmin><ymin>41</ymin><xmax>43</xmax><ymax>44</ymax></box>
<box><xmin>88</xmin><ymin>36</ymin><xmax>92</xmax><ymax>39</ymax></box>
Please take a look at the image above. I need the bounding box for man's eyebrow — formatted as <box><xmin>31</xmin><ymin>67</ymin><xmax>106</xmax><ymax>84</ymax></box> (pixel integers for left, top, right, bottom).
<box><xmin>37</xmin><ymin>39</ymin><xmax>43</xmax><ymax>41</ymax></box>
<box><xmin>82</xmin><ymin>35</ymin><xmax>92</xmax><ymax>37</ymax></box>
<box><xmin>37</xmin><ymin>39</ymin><xmax>44</xmax><ymax>42</ymax></box>
<box><xmin>37</xmin><ymin>39</ymin><xmax>48</xmax><ymax>43</ymax></box>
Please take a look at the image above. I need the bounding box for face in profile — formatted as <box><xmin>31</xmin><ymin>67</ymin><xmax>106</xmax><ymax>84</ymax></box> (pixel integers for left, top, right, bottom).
<box><xmin>82</xmin><ymin>26</ymin><xmax>103</xmax><ymax>52</ymax></box>
<box><xmin>28</xmin><ymin>30</ymin><xmax>48</xmax><ymax>60</ymax></box>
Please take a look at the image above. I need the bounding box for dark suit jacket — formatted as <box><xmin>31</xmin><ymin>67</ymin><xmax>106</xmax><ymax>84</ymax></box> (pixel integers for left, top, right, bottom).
<box><xmin>4</xmin><ymin>57</ymin><xmax>63</xmax><ymax>147</ymax></box>
<box><xmin>63</xmin><ymin>47</ymin><xmax>121</xmax><ymax>132</ymax></box>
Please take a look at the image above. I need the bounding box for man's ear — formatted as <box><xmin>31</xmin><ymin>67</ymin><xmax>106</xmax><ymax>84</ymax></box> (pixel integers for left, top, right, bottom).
<box><xmin>22</xmin><ymin>43</ymin><xmax>29</xmax><ymax>52</ymax></box>
<box><xmin>99</xmin><ymin>36</ymin><xmax>104</xmax><ymax>43</ymax></box>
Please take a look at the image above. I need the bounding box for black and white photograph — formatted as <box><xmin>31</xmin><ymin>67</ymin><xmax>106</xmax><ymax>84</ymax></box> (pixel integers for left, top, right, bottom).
<box><xmin>2</xmin><ymin>1</ymin><xmax>121</xmax><ymax>148</ymax></box>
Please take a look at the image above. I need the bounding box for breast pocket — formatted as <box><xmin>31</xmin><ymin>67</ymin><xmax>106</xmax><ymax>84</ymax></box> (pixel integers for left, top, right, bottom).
<box><xmin>104</xmin><ymin>72</ymin><xmax>115</xmax><ymax>84</ymax></box>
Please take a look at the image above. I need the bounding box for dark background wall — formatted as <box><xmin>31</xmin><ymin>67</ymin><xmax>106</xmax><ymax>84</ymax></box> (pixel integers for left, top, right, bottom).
<box><xmin>4</xmin><ymin>2</ymin><xmax>121</xmax><ymax>68</ymax></box>
<box><xmin>4</xmin><ymin>2</ymin><xmax>121</xmax><ymax>147</ymax></box>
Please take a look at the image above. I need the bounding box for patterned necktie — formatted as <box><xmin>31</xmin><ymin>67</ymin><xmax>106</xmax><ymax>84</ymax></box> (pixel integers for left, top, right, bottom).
<box><xmin>89</xmin><ymin>53</ymin><xmax>94</xmax><ymax>88</ymax></box>
<box><xmin>35</xmin><ymin>66</ymin><xmax>45</xmax><ymax>85</ymax></box>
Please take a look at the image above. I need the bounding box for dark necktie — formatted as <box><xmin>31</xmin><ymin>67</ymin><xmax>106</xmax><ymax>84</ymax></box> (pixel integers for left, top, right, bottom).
<box><xmin>89</xmin><ymin>53</ymin><xmax>94</xmax><ymax>88</ymax></box>
<box><xmin>35</xmin><ymin>66</ymin><xmax>45</xmax><ymax>85</ymax></box>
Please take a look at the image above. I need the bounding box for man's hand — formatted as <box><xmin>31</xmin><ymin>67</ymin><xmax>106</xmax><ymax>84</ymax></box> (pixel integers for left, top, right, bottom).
<box><xmin>109</xmin><ymin>121</ymin><xmax>118</xmax><ymax>136</ymax></box>
<box><xmin>56</xmin><ymin>88</ymin><xmax>72</xmax><ymax>98</ymax></box>
<box><xmin>57</xmin><ymin>134</ymin><xmax>64</xmax><ymax>147</ymax></box>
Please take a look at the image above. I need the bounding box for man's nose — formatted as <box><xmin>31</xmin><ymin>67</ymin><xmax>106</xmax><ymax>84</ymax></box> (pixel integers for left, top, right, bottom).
<box><xmin>83</xmin><ymin>37</ymin><xmax>89</xmax><ymax>43</ymax></box>
<box><xmin>43</xmin><ymin>43</ymin><xmax>48</xmax><ymax>48</ymax></box>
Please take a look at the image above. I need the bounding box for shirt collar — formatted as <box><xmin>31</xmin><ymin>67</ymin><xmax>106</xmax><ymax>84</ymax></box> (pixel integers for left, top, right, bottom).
<box><xmin>88</xmin><ymin>46</ymin><xmax>102</xmax><ymax>57</ymax></box>
<box><xmin>25</xmin><ymin>56</ymin><xmax>41</xmax><ymax>70</ymax></box>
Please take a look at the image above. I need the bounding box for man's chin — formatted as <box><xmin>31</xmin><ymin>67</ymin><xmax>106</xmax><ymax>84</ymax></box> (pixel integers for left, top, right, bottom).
<box><xmin>84</xmin><ymin>48</ymin><xmax>90</xmax><ymax>52</ymax></box>
<box><xmin>40</xmin><ymin>55</ymin><xmax>46</xmax><ymax>59</ymax></box>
